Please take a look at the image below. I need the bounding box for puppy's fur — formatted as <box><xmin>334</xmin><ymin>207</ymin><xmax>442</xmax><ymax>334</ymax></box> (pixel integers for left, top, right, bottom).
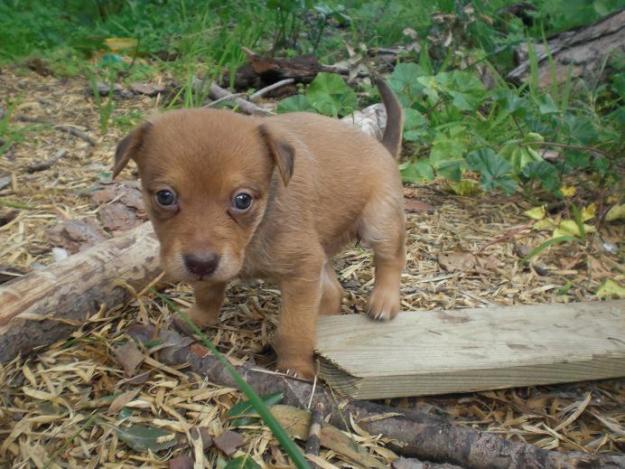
<box><xmin>113</xmin><ymin>78</ymin><xmax>405</xmax><ymax>378</ymax></box>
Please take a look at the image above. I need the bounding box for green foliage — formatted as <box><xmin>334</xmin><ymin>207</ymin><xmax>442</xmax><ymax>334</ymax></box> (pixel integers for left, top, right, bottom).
<box><xmin>277</xmin><ymin>73</ymin><xmax>357</xmax><ymax>117</ymax></box>
<box><xmin>227</xmin><ymin>392</ymin><xmax>284</xmax><ymax>427</ymax></box>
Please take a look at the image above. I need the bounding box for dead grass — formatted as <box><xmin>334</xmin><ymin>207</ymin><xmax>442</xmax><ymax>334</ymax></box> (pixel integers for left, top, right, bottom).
<box><xmin>1</xmin><ymin>67</ymin><xmax>624</xmax><ymax>467</ymax></box>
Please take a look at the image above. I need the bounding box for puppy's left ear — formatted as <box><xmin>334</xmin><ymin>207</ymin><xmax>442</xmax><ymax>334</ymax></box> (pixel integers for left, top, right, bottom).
<box><xmin>258</xmin><ymin>123</ymin><xmax>295</xmax><ymax>186</ymax></box>
<box><xmin>112</xmin><ymin>122</ymin><xmax>152</xmax><ymax>179</ymax></box>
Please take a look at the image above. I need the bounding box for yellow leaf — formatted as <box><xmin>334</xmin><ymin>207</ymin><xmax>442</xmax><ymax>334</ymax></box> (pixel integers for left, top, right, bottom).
<box><xmin>581</xmin><ymin>203</ymin><xmax>596</xmax><ymax>222</ymax></box>
<box><xmin>552</xmin><ymin>220</ymin><xmax>595</xmax><ymax>238</ymax></box>
<box><xmin>606</xmin><ymin>204</ymin><xmax>625</xmax><ymax>222</ymax></box>
<box><xmin>534</xmin><ymin>218</ymin><xmax>557</xmax><ymax>231</ymax></box>
<box><xmin>560</xmin><ymin>185</ymin><xmax>577</xmax><ymax>197</ymax></box>
<box><xmin>524</xmin><ymin>206</ymin><xmax>546</xmax><ymax>220</ymax></box>
<box><xmin>596</xmin><ymin>279</ymin><xmax>625</xmax><ymax>299</ymax></box>
<box><xmin>104</xmin><ymin>37</ymin><xmax>138</xmax><ymax>52</ymax></box>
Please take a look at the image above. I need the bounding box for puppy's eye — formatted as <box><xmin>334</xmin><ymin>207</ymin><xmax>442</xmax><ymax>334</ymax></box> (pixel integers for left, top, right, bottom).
<box><xmin>155</xmin><ymin>189</ymin><xmax>177</xmax><ymax>208</ymax></box>
<box><xmin>232</xmin><ymin>192</ymin><xmax>253</xmax><ymax>212</ymax></box>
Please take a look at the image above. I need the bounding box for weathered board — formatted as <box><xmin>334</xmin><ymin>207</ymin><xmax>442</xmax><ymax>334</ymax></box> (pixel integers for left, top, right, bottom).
<box><xmin>315</xmin><ymin>301</ymin><xmax>625</xmax><ymax>399</ymax></box>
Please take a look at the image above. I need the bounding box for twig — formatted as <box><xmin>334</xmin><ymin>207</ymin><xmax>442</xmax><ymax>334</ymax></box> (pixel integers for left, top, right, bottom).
<box><xmin>206</xmin><ymin>92</ymin><xmax>247</xmax><ymax>108</ymax></box>
<box><xmin>54</xmin><ymin>125</ymin><xmax>97</xmax><ymax>146</ymax></box>
<box><xmin>305</xmin><ymin>402</ymin><xmax>324</xmax><ymax>459</ymax></box>
<box><xmin>127</xmin><ymin>323</ymin><xmax>625</xmax><ymax>469</ymax></box>
<box><xmin>208</xmin><ymin>83</ymin><xmax>273</xmax><ymax>116</ymax></box>
<box><xmin>249</xmin><ymin>78</ymin><xmax>295</xmax><ymax>101</ymax></box>
<box><xmin>25</xmin><ymin>149</ymin><xmax>68</xmax><ymax>173</ymax></box>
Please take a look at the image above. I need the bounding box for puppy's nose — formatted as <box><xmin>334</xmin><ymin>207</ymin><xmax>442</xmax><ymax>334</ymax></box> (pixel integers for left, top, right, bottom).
<box><xmin>183</xmin><ymin>253</ymin><xmax>220</xmax><ymax>278</ymax></box>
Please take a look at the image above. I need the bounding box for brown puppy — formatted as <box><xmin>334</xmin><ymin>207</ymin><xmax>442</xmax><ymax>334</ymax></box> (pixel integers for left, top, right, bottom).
<box><xmin>113</xmin><ymin>78</ymin><xmax>405</xmax><ymax>378</ymax></box>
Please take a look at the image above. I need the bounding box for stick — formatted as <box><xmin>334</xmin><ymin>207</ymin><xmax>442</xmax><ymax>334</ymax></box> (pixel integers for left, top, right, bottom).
<box><xmin>0</xmin><ymin>222</ymin><xmax>161</xmax><ymax>363</ymax></box>
<box><xmin>54</xmin><ymin>125</ymin><xmax>97</xmax><ymax>146</ymax></box>
<box><xmin>304</xmin><ymin>402</ymin><xmax>324</xmax><ymax>458</ymax></box>
<box><xmin>25</xmin><ymin>149</ymin><xmax>68</xmax><ymax>173</ymax></box>
<box><xmin>249</xmin><ymin>78</ymin><xmax>295</xmax><ymax>101</ymax></box>
<box><xmin>127</xmin><ymin>324</ymin><xmax>625</xmax><ymax>469</ymax></box>
<box><xmin>208</xmin><ymin>83</ymin><xmax>273</xmax><ymax>116</ymax></box>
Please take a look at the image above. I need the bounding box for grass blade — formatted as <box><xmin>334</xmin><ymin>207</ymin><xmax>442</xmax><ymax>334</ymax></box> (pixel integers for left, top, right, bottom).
<box><xmin>523</xmin><ymin>236</ymin><xmax>576</xmax><ymax>263</ymax></box>
<box><xmin>154</xmin><ymin>291</ymin><xmax>311</xmax><ymax>469</ymax></box>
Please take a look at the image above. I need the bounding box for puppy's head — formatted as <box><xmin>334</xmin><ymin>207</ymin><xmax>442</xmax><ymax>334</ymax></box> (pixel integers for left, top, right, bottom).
<box><xmin>113</xmin><ymin>109</ymin><xmax>294</xmax><ymax>283</ymax></box>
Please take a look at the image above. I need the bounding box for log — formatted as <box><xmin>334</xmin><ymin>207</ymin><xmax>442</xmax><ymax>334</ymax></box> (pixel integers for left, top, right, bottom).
<box><xmin>0</xmin><ymin>222</ymin><xmax>160</xmax><ymax>363</ymax></box>
<box><xmin>316</xmin><ymin>301</ymin><xmax>625</xmax><ymax>399</ymax></box>
<box><xmin>126</xmin><ymin>323</ymin><xmax>625</xmax><ymax>469</ymax></box>
<box><xmin>508</xmin><ymin>8</ymin><xmax>625</xmax><ymax>86</ymax></box>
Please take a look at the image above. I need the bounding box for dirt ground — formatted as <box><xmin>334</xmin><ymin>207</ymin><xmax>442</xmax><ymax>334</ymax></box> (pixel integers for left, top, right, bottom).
<box><xmin>1</xmin><ymin>67</ymin><xmax>624</xmax><ymax>467</ymax></box>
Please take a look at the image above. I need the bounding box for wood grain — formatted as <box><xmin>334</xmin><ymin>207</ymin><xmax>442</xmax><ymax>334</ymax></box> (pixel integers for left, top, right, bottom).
<box><xmin>315</xmin><ymin>301</ymin><xmax>625</xmax><ymax>399</ymax></box>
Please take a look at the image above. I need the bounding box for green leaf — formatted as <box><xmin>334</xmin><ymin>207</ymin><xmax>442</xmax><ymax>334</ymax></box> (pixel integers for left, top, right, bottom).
<box><xmin>225</xmin><ymin>456</ymin><xmax>262</xmax><ymax>469</ymax></box>
<box><xmin>466</xmin><ymin>148</ymin><xmax>517</xmax><ymax>194</ymax></box>
<box><xmin>447</xmin><ymin>179</ymin><xmax>481</xmax><ymax>196</ymax></box>
<box><xmin>428</xmin><ymin>135</ymin><xmax>466</xmax><ymax>181</ymax></box>
<box><xmin>400</xmin><ymin>160</ymin><xmax>434</xmax><ymax>183</ymax></box>
<box><xmin>389</xmin><ymin>63</ymin><xmax>424</xmax><ymax>107</ymax></box>
<box><xmin>116</xmin><ymin>425</ymin><xmax>177</xmax><ymax>452</ymax></box>
<box><xmin>403</xmin><ymin>108</ymin><xmax>428</xmax><ymax>142</ymax></box>
<box><xmin>305</xmin><ymin>73</ymin><xmax>357</xmax><ymax>117</ymax></box>
<box><xmin>522</xmin><ymin>160</ymin><xmax>561</xmax><ymax>194</ymax></box>
<box><xmin>536</xmin><ymin>94</ymin><xmax>559</xmax><ymax>114</ymax></box>
<box><xmin>227</xmin><ymin>392</ymin><xmax>284</xmax><ymax>427</ymax></box>
<box><xmin>277</xmin><ymin>95</ymin><xmax>314</xmax><ymax>114</ymax></box>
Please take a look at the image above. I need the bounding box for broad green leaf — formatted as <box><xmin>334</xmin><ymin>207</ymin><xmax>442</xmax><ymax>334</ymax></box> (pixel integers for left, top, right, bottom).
<box><xmin>227</xmin><ymin>392</ymin><xmax>284</xmax><ymax>427</ymax></box>
<box><xmin>306</xmin><ymin>73</ymin><xmax>357</xmax><ymax>117</ymax></box>
<box><xmin>401</xmin><ymin>160</ymin><xmax>434</xmax><ymax>183</ymax></box>
<box><xmin>581</xmin><ymin>204</ymin><xmax>597</xmax><ymax>222</ymax></box>
<box><xmin>524</xmin><ymin>206</ymin><xmax>546</xmax><ymax>220</ymax></box>
<box><xmin>500</xmin><ymin>144</ymin><xmax>542</xmax><ymax>172</ymax></box>
<box><xmin>534</xmin><ymin>217</ymin><xmax>558</xmax><ymax>231</ymax></box>
<box><xmin>225</xmin><ymin>456</ymin><xmax>262</xmax><ymax>469</ymax></box>
<box><xmin>403</xmin><ymin>108</ymin><xmax>428</xmax><ymax>142</ymax></box>
<box><xmin>522</xmin><ymin>161</ymin><xmax>561</xmax><ymax>194</ymax></box>
<box><xmin>536</xmin><ymin>94</ymin><xmax>559</xmax><ymax>114</ymax></box>
<box><xmin>389</xmin><ymin>63</ymin><xmax>425</xmax><ymax>107</ymax></box>
<box><xmin>596</xmin><ymin>279</ymin><xmax>625</xmax><ymax>299</ymax></box>
<box><xmin>116</xmin><ymin>425</ymin><xmax>177</xmax><ymax>452</ymax></box>
<box><xmin>429</xmin><ymin>135</ymin><xmax>466</xmax><ymax>181</ymax></box>
<box><xmin>466</xmin><ymin>148</ymin><xmax>517</xmax><ymax>194</ymax></box>
<box><xmin>277</xmin><ymin>95</ymin><xmax>314</xmax><ymax>114</ymax></box>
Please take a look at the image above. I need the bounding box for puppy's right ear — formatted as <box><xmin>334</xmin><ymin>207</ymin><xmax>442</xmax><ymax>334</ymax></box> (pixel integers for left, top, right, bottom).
<box><xmin>112</xmin><ymin>122</ymin><xmax>152</xmax><ymax>179</ymax></box>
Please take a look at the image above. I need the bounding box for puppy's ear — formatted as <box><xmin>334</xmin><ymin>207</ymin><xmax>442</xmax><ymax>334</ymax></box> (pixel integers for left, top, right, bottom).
<box><xmin>112</xmin><ymin>122</ymin><xmax>152</xmax><ymax>179</ymax></box>
<box><xmin>258</xmin><ymin>123</ymin><xmax>295</xmax><ymax>186</ymax></box>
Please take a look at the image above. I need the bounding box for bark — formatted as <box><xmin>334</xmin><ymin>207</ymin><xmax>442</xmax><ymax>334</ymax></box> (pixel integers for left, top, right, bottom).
<box><xmin>127</xmin><ymin>324</ymin><xmax>625</xmax><ymax>469</ymax></box>
<box><xmin>508</xmin><ymin>8</ymin><xmax>625</xmax><ymax>86</ymax></box>
<box><xmin>0</xmin><ymin>222</ymin><xmax>160</xmax><ymax>363</ymax></box>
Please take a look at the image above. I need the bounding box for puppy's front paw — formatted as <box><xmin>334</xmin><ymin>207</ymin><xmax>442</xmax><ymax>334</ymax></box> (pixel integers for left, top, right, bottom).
<box><xmin>276</xmin><ymin>358</ymin><xmax>315</xmax><ymax>381</ymax></box>
<box><xmin>186</xmin><ymin>304</ymin><xmax>220</xmax><ymax>328</ymax></box>
<box><xmin>367</xmin><ymin>286</ymin><xmax>400</xmax><ymax>321</ymax></box>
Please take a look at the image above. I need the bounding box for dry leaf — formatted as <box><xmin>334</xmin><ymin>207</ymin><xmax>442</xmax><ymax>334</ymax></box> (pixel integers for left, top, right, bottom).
<box><xmin>596</xmin><ymin>279</ymin><xmax>625</xmax><ymax>299</ymax></box>
<box><xmin>168</xmin><ymin>455</ymin><xmax>194</xmax><ymax>469</ymax></box>
<box><xmin>213</xmin><ymin>430</ymin><xmax>245</xmax><ymax>456</ymax></box>
<box><xmin>105</xmin><ymin>37</ymin><xmax>138</xmax><ymax>52</ymax></box>
<box><xmin>605</xmin><ymin>204</ymin><xmax>625</xmax><ymax>222</ymax></box>
<box><xmin>404</xmin><ymin>198</ymin><xmax>435</xmax><ymax>214</ymax></box>
<box><xmin>109</xmin><ymin>388</ymin><xmax>141</xmax><ymax>414</ymax></box>
<box><xmin>438</xmin><ymin>252</ymin><xmax>476</xmax><ymax>272</ymax></box>
<box><xmin>525</xmin><ymin>206</ymin><xmax>546</xmax><ymax>220</ymax></box>
<box><xmin>112</xmin><ymin>341</ymin><xmax>144</xmax><ymax>376</ymax></box>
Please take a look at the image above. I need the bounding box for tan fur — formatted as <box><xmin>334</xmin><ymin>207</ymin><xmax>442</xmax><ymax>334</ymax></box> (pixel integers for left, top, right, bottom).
<box><xmin>114</xmin><ymin>80</ymin><xmax>405</xmax><ymax>379</ymax></box>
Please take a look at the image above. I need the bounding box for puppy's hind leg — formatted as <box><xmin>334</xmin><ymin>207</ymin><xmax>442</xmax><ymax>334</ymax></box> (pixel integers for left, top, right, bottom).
<box><xmin>359</xmin><ymin>195</ymin><xmax>405</xmax><ymax>321</ymax></box>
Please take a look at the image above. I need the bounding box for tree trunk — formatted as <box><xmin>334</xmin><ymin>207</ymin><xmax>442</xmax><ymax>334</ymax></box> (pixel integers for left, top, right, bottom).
<box><xmin>508</xmin><ymin>8</ymin><xmax>625</xmax><ymax>87</ymax></box>
<box><xmin>0</xmin><ymin>222</ymin><xmax>160</xmax><ymax>363</ymax></box>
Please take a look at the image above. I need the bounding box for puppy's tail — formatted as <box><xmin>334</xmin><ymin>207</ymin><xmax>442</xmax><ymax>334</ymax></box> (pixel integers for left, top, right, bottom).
<box><xmin>374</xmin><ymin>76</ymin><xmax>404</xmax><ymax>160</ymax></box>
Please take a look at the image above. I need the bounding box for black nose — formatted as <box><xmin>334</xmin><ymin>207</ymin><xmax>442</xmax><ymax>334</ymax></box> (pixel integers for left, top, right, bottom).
<box><xmin>183</xmin><ymin>253</ymin><xmax>220</xmax><ymax>278</ymax></box>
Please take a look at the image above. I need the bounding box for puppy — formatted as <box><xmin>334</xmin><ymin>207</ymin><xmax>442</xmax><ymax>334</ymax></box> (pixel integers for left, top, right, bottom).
<box><xmin>113</xmin><ymin>78</ymin><xmax>405</xmax><ymax>378</ymax></box>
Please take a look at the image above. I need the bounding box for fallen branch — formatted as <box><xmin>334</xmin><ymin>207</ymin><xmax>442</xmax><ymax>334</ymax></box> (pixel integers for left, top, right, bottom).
<box><xmin>304</xmin><ymin>401</ymin><xmax>324</xmax><ymax>458</ymax></box>
<box><xmin>249</xmin><ymin>78</ymin><xmax>295</xmax><ymax>101</ymax></box>
<box><xmin>508</xmin><ymin>8</ymin><xmax>625</xmax><ymax>86</ymax></box>
<box><xmin>128</xmin><ymin>324</ymin><xmax>625</xmax><ymax>469</ymax></box>
<box><xmin>208</xmin><ymin>83</ymin><xmax>273</xmax><ymax>116</ymax></box>
<box><xmin>25</xmin><ymin>149</ymin><xmax>67</xmax><ymax>173</ymax></box>
<box><xmin>0</xmin><ymin>222</ymin><xmax>161</xmax><ymax>363</ymax></box>
<box><xmin>55</xmin><ymin>125</ymin><xmax>97</xmax><ymax>146</ymax></box>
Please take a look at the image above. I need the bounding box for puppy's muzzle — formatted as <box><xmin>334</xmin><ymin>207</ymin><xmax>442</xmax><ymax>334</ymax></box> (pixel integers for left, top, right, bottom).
<box><xmin>183</xmin><ymin>252</ymin><xmax>220</xmax><ymax>279</ymax></box>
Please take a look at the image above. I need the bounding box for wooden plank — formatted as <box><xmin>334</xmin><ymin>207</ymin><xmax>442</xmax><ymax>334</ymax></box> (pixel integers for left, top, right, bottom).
<box><xmin>315</xmin><ymin>301</ymin><xmax>625</xmax><ymax>399</ymax></box>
